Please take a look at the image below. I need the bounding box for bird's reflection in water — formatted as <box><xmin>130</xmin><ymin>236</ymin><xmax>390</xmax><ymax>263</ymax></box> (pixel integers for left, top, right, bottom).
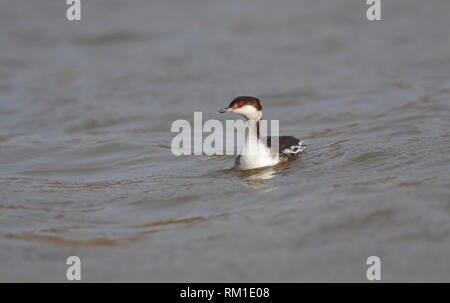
<box><xmin>237</xmin><ymin>165</ymin><xmax>287</xmax><ymax>191</ymax></box>
<box><xmin>217</xmin><ymin>160</ymin><xmax>297</xmax><ymax>191</ymax></box>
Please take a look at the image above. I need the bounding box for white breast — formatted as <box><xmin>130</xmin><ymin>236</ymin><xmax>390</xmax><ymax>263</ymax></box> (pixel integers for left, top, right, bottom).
<box><xmin>235</xmin><ymin>140</ymin><xmax>279</xmax><ymax>170</ymax></box>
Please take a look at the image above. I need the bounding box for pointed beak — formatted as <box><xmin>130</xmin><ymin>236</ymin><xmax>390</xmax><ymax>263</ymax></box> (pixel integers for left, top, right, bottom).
<box><xmin>217</xmin><ymin>107</ymin><xmax>231</xmax><ymax>114</ymax></box>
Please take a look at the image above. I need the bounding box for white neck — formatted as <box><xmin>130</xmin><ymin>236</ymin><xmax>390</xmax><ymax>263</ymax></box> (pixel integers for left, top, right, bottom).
<box><xmin>237</xmin><ymin>116</ymin><xmax>278</xmax><ymax>169</ymax></box>
<box><xmin>245</xmin><ymin>119</ymin><xmax>260</xmax><ymax>156</ymax></box>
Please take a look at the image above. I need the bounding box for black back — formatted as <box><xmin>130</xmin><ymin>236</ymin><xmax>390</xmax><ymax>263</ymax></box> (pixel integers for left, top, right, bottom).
<box><xmin>265</xmin><ymin>136</ymin><xmax>305</xmax><ymax>159</ymax></box>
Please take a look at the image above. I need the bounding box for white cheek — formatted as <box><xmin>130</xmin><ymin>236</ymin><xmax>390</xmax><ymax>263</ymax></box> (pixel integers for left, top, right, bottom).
<box><xmin>235</xmin><ymin>106</ymin><xmax>252</xmax><ymax>115</ymax></box>
<box><xmin>234</xmin><ymin>105</ymin><xmax>260</xmax><ymax>119</ymax></box>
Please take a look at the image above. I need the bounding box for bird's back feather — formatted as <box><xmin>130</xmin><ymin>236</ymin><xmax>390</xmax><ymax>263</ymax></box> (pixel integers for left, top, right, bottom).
<box><xmin>265</xmin><ymin>136</ymin><xmax>306</xmax><ymax>160</ymax></box>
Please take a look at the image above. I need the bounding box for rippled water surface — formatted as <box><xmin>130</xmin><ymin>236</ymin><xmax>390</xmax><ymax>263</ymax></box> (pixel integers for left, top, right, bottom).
<box><xmin>1</xmin><ymin>0</ymin><xmax>450</xmax><ymax>282</ymax></box>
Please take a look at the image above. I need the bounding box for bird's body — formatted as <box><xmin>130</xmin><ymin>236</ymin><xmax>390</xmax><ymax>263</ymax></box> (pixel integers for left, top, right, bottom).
<box><xmin>218</xmin><ymin>96</ymin><xmax>306</xmax><ymax>170</ymax></box>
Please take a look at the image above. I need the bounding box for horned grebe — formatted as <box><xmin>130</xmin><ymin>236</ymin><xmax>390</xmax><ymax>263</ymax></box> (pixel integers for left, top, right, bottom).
<box><xmin>218</xmin><ymin>96</ymin><xmax>306</xmax><ymax>170</ymax></box>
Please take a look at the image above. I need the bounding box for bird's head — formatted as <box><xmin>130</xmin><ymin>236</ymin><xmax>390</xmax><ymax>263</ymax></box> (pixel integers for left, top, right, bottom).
<box><xmin>217</xmin><ymin>96</ymin><xmax>263</xmax><ymax>120</ymax></box>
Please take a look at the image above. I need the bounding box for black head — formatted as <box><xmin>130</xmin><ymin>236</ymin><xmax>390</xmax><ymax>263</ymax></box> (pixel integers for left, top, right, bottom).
<box><xmin>228</xmin><ymin>96</ymin><xmax>262</xmax><ymax>111</ymax></box>
<box><xmin>217</xmin><ymin>96</ymin><xmax>263</xmax><ymax>120</ymax></box>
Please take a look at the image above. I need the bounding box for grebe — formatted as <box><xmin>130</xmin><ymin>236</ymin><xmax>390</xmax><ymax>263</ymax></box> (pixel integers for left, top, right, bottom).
<box><xmin>217</xmin><ymin>96</ymin><xmax>306</xmax><ymax>170</ymax></box>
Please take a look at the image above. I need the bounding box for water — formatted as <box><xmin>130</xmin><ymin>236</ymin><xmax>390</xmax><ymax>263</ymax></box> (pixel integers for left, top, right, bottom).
<box><xmin>1</xmin><ymin>0</ymin><xmax>450</xmax><ymax>282</ymax></box>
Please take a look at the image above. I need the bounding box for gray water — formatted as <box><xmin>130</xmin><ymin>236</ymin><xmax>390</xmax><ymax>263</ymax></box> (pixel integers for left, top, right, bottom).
<box><xmin>1</xmin><ymin>0</ymin><xmax>450</xmax><ymax>282</ymax></box>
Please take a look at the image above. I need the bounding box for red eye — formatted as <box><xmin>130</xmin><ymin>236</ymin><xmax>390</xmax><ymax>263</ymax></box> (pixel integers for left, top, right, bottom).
<box><xmin>232</xmin><ymin>102</ymin><xmax>244</xmax><ymax>111</ymax></box>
